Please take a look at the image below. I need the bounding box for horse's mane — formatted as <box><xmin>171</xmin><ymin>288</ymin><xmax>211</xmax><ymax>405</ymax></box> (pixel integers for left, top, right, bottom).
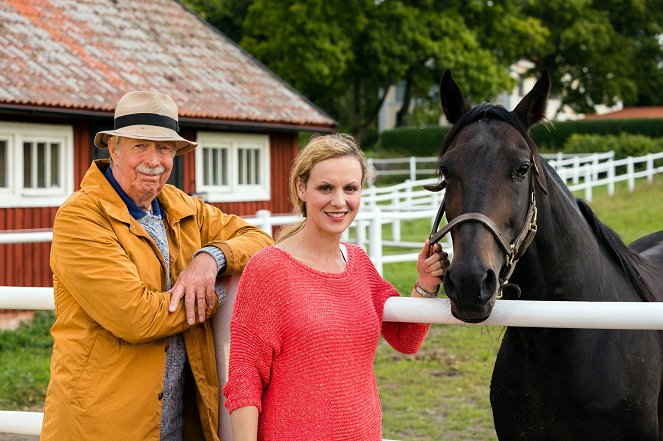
<box><xmin>576</xmin><ymin>199</ymin><xmax>657</xmax><ymax>302</ymax></box>
<box><xmin>439</xmin><ymin>103</ymin><xmax>539</xmax><ymax>159</ymax></box>
<box><xmin>440</xmin><ymin>102</ymin><xmax>657</xmax><ymax>302</ymax></box>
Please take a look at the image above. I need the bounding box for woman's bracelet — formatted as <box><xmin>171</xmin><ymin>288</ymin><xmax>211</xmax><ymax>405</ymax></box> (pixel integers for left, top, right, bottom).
<box><xmin>414</xmin><ymin>280</ymin><xmax>440</xmax><ymax>298</ymax></box>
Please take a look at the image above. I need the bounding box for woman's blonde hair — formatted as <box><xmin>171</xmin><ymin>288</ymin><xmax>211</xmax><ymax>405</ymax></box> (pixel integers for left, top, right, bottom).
<box><xmin>275</xmin><ymin>133</ymin><xmax>373</xmax><ymax>243</ymax></box>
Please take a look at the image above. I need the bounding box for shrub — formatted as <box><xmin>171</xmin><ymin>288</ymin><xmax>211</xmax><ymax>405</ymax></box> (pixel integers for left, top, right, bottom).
<box><xmin>563</xmin><ymin>133</ymin><xmax>663</xmax><ymax>159</ymax></box>
<box><xmin>532</xmin><ymin>119</ymin><xmax>663</xmax><ymax>151</ymax></box>
<box><xmin>378</xmin><ymin>118</ymin><xmax>663</xmax><ymax>156</ymax></box>
<box><xmin>378</xmin><ymin>126</ymin><xmax>450</xmax><ymax>156</ymax></box>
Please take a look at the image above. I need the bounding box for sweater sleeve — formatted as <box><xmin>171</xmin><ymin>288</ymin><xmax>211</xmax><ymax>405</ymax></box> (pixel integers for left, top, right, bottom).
<box><xmin>353</xmin><ymin>245</ymin><xmax>430</xmax><ymax>355</ymax></box>
<box><xmin>223</xmin><ymin>249</ymin><xmax>279</xmax><ymax>413</ymax></box>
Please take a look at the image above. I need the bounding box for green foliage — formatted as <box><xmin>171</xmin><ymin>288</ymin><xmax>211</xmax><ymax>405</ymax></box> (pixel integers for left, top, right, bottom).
<box><xmin>179</xmin><ymin>0</ymin><xmax>251</xmax><ymax>42</ymax></box>
<box><xmin>0</xmin><ymin>311</ymin><xmax>54</xmax><ymax>351</ymax></box>
<box><xmin>182</xmin><ymin>0</ymin><xmax>663</xmax><ymax>139</ymax></box>
<box><xmin>0</xmin><ymin>311</ymin><xmax>54</xmax><ymax>408</ymax></box>
<box><xmin>563</xmin><ymin>133</ymin><xmax>663</xmax><ymax>159</ymax></box>
<box><xmin>378</xmin><ymin>125</ymin><xmax>450</xmax><ymax>156</ymax></box>
<box><xmin>378</xmin><ymin>119</ymin><xmax>663</xmax><ymax>155</ymax></box>
<box><xmin>531</xmin><ymin>119</ymin><xmax>663</xmax><ymax>151</ymax></box>
<box><xmin>521</xmin><ymin>0</ymin><xmax>663</xmax><ymax>112</ymax></box>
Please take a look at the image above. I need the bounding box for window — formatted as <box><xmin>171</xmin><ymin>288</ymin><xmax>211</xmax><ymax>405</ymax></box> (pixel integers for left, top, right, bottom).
<box><xmin>0</xmin><ymin>122</ymin><xmax>74</xmax><ymax>207</ymax></box>
<box><xmin>195</xmin><ymin>133</ymin><xmax>270</xmax><ymax>202</ymax></box>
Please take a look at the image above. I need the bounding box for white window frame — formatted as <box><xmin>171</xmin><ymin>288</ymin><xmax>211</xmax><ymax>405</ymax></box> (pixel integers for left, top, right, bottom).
<box><xmin>0</xmin><ymin>122</ymin><xmax>74</xmax><ymax>208</ymax></box>
<box><xmin>195</xmin><ymin>132</ymin><xmax>270</xmax><ymax>203</ymax></box>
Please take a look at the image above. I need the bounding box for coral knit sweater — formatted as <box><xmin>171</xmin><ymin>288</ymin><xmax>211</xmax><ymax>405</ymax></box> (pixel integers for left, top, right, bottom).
<box><xmin>223</xmin><ymin>244</ymin><xmax>430</xmax><ymax>441</ymax></box>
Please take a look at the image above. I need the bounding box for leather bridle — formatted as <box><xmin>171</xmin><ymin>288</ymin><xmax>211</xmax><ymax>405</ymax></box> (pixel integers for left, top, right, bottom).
<box><xmin>426</xmin><ymin>160</ymin><xmax>540</xmax><ymax>297</ymax></box>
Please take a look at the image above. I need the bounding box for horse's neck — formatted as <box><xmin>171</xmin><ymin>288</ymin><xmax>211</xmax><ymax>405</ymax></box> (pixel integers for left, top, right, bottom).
<box><xmin>510</xmin><ymin>182</ymin><xmax>613</xmax><ymax>301</ymax></box>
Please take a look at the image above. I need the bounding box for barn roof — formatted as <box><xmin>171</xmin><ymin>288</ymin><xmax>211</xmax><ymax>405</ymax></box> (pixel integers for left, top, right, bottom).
<box><xmin>0</xmin><ymin>0</ymin><xmax>337</xmax><ymax>130</ymax></box>
<box><xmin>584</xmin><ymin>107</ymin><xmax>663</xmax><ymax>120</ymax></box>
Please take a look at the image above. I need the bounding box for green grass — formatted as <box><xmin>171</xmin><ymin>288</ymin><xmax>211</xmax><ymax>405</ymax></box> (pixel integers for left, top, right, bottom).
<box><xmin>574</xmin><ymin>176</ymin><xmax>663</xmax><ymax>244</ymax></box>
<box><xmin>0</xmin><ymin>174</ymin><xmax>661</xmax><ymax>440</ymax></box>
<box><xmin>376</xmin><ymin>173</ymin><xmax>663</xmax><ymax>441</ymax></box>
<box><xmin>0</xmin><ymin>311</ymin><xmax>54</xmax><ymax>410</ymax></box>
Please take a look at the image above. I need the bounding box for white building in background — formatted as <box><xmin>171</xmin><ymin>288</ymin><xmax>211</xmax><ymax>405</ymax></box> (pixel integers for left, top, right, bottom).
<box><xmin>378</xmin><ymin>60</ymin><xmax>622</xmax><ymax>132</ymax></box>
<box><xmin>378</xmin><ymin>83</ymin><xmax>408</xmax><ymax>133</ymax></box>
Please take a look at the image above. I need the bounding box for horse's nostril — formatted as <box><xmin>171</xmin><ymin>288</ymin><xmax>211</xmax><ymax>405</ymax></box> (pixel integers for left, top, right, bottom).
<box><xmin>480</xmin><ymin>269</ymin><xmax>498</xmax><ymax>303</ymax></box>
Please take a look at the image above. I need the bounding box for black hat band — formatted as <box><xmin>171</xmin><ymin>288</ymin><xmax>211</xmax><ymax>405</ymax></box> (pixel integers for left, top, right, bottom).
<box><xmin>114</xmin><ymin>113</ymin><xmax>180</xmax><ymax>132</ymax></box>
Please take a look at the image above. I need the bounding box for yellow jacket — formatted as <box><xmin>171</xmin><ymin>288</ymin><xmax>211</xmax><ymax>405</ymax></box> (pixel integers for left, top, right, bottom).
<box><xmin>42</xmin><ymin>160</ymin><xmax>273</xmax><ymax>441</ymax></box>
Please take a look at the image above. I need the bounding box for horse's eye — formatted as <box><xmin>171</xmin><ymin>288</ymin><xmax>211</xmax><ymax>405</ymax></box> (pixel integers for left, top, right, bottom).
<box><xmin>512</xmin><ymin>162</ymin><xmax>530</xmax><ymax>181</ymax></box>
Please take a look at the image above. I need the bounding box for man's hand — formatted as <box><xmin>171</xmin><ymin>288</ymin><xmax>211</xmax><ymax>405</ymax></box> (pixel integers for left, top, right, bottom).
<box><xmin>168</xmin><ymin>252</ymin><xmax>218</xmax><ymax>325</ymax></box>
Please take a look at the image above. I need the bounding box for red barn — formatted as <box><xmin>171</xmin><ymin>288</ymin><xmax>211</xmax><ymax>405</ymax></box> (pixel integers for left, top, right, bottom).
<box><xmin>0</xmin><ymin>0</ymin><xmax>336</xmax><ymax>287</ymax></box>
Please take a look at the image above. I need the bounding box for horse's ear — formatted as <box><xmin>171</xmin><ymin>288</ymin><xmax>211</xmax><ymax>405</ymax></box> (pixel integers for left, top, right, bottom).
<box><xmin>512</xmin><ymin>69</ymin><xmax>551</xmax><ymax>128</ymax></box>
<box><xmin>439</xmin><ymin>70</ymin><xmax>470</xmax><ymax>124</ymax></box>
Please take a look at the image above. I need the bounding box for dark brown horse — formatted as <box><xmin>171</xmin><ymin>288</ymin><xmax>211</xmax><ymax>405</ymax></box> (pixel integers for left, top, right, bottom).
<box><xmin>427</xmin><ymin>70</ymin><xmax>663</xmax><ymax>440</ymax></box>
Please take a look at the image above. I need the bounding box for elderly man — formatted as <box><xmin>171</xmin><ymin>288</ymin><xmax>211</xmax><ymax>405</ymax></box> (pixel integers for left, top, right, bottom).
<box><xmin>41</xmin><ymin>91</ymin><xmax>273</xmax><ymax>441</ymax></box>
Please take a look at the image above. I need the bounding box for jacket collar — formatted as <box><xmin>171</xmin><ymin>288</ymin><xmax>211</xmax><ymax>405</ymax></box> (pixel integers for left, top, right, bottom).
<box><xmin>103</xmin><ymin>166</ymin><xmax>163</xmax><ymax>220</ymax></box>
<box><xmin>82</xmin><ymin>160</ymin><xmax>195</xmax><ymax>225</ymax></box>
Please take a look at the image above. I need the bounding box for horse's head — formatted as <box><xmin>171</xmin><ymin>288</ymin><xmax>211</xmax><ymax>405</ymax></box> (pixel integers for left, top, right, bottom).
<box><xmin>430</xmin><ymin>70</ymin><xmax>551</xmax><ymax>323</ymax></box>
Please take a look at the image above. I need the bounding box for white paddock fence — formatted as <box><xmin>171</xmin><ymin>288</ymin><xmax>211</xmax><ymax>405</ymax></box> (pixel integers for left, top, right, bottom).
<box><xmin>1</xmin><ymin>150</ymin><xmax>663</xmax><ymax>437</ymax></box>
<box><xmin>369</xmin><ymin>151</ymin><xmax>663</xmax><ymax>203</ymax></box>
<box><xmin>368</xmin><ymin>151</ymin><xmax>616</xmax><ymax>182</ymax></box>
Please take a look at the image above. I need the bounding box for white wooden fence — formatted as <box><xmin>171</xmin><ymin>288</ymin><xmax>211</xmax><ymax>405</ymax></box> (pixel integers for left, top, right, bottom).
<box><xmin>1</xmin><ymin>150</ymin><xmax>663</xmax><ymax>437</ymax></box>
<box><xmin>366</xmin><ymin>151</ymin><xmax>663</xmax><ymax>208</ymax></box>
<box><xmin>368</xmin><ymin>151</ymin><xmax>617</xmax><ymax>182</ymax></box>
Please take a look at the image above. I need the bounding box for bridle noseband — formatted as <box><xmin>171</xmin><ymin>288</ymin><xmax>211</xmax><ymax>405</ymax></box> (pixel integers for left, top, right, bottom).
<box><xmin>427</xmin><ymin>161</ymin><xmax>539</xmax><ymax>298</ymax></box>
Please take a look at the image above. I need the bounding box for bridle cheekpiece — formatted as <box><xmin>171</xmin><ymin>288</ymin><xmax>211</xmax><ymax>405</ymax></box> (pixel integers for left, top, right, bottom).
<box><xmin>425</xmin><ymin>160</ymin><xmax>540</xmax><ymax>298</ymax></box>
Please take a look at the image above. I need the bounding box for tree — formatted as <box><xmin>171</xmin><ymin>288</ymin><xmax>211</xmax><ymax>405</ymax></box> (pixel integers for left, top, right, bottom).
<box><xmin>523</xmin><ymin>0</ymin><xmax>663</xmax><ymax>114</ymax></box>
<box><xmin>182</xmin><ymin>0</ymin><xmax>663</xmax><ymax>139</ymax></box>
<box><xmin>182</xmin><ymin>0</ymin><xmax>540</xmax><ymax>142</ymax></box>
<box><xmin>180</xmin><ymin>0</ymin><xmax>251</xmax><ymax>42</ymax></box>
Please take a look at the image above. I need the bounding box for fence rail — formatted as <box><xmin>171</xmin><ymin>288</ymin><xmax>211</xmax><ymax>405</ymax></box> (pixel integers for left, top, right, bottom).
<box><xmin>368</xmin><ymin>151</ymin><xmax>618</xmax><ymax>182</ymax></box>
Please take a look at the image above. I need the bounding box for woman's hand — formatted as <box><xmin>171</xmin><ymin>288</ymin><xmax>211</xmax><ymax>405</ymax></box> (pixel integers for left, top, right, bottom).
<box><xmin>415</xmin><ymin>240</ymin><xmax>450</xmax><ymax>294</ymax></box>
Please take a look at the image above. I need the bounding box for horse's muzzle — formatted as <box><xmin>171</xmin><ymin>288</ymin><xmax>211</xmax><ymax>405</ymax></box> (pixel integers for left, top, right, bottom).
<box><xmin>444</xmin><ymin>264</ymin><xmax>499</xmax><ymax>323</ymax></box>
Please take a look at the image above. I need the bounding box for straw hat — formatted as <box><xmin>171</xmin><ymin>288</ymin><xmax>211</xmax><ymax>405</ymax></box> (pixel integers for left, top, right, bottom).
<box><xmin>94</xmin><ymin>91</ymin><xmax>197</xmax><ymax>156</ymax></box>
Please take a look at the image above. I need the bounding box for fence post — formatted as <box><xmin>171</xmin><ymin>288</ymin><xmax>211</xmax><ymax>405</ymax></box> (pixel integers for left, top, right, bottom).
<box><xmin>409</xmin><ymin>156</ymin><xmax>417</xmax><ymax>181</ymax></box>
<box><xmin>646</xmin><ymin>153</ymin><xmax>654</xmax><ymax>183</ymax></box>
<box><xmin>356</xmin><ymin>219</ymin><xmax>367</xmax><ymax>250</ymax></box>
<box><xmin>627</xmin><ymin>156</ymin><xmax>635</xmax><ymax>192</ymax></box>
<box><xmin>592</xmin><ymin>154</ymin><xmax>599</xmax><ymax>181</ymax></box>
<box><xmin>391</xmin><ymin>188</ymin><xmax>401</xmax><ymax>242</ymax></box>
<box><xmin>584</xmin><ymin>167</ymin><xmax>592</xmax><ymax>202</ymax></box>
<box><xmin>572</xmin><ymin>156</ymin><xmax>580</xmax><ymax>185</ymax></box>
<box><xmin>607</xmin><ymin>159</ymin><xmax>615</xmax><ymax>196</ymax></box>
<box><xmin>366</xmin><ymin>185</ymin><xmax>377</xmax><ymax>209</ymax></box>
<box><xmin>256</xmin><ymin>210</ymin><xmax>272</xmax><ymax>236</ymax></box>
<box><xmin>368</xmin><ymin>208</ymin><xmax>383</xmax><ymax>275</ymax></box>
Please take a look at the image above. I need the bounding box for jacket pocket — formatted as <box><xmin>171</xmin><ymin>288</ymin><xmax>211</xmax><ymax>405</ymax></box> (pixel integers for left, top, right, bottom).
<box><xmin>70</xmin><ymin>332</ymin><xmax>116</xmax><ymax>410</ymax></box>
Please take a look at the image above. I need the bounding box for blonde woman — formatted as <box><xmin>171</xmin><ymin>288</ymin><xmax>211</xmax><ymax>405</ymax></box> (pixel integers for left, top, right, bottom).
<box><xmin>223</xmin><ymin>134</ymin><xmax>448</xmax><ymax>441</ymax></box>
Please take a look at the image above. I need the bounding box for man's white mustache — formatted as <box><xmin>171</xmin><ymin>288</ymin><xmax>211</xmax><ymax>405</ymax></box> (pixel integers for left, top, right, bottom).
<box><xmin>136</xmin><ymin>164</ymin><xmax>166</xmax><ymax>176</ymax></box>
